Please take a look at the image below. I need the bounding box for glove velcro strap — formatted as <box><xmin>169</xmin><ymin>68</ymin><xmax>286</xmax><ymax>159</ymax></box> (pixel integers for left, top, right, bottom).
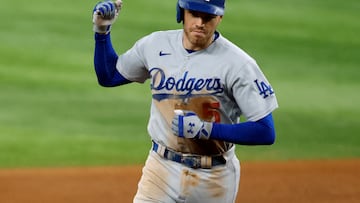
<box><xmin>198</xmin><ymin>122</ymin><xmax>213</xmax><ymax>140</ymax></box>
<box><xmin>93</xmin><ymin>24</ymin><xmax>111</xmax><ymax>34</ymax></box>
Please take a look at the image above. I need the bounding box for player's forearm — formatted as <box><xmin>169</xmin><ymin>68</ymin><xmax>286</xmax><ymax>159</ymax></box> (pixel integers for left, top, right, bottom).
<box><xmin>210</xmin><ymin>113</ymin><xmax>276</xmax><ymax>145</ymax></box>
<box><xmin>94</xmin><ymin>33</ymin><xmax>131</xmax><ymax>86</ymax></box>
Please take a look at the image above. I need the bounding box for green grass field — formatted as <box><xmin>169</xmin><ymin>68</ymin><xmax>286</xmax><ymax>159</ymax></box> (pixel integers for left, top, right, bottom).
<box><xmin>0</xmin><ymin>0</ymin><xmax>359</xmax><ymax>168</ymax></box>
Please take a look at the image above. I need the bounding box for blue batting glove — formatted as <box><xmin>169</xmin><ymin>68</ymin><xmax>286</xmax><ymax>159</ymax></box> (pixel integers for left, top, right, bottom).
<box><xmin>92</xmin><ymin>0</ymin><xmax>122</xmax><ymax>34</ymax></box>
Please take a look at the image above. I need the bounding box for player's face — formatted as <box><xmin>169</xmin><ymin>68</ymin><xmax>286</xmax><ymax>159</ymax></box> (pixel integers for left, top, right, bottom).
<box><xmin>182</xmin><ymin>9</ymin><xmax>222</xmax><ymax>51</ymax></box>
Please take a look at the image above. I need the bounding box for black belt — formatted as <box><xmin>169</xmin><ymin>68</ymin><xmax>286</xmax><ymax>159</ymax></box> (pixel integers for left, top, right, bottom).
<box><xmin>152</xmin><ymin>140</ymin><xmax>226</xmax><ymax>169</ymax></box>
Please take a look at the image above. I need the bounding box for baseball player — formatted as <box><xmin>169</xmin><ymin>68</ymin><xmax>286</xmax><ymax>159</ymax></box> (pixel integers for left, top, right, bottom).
<box><xmin>92</xmin><ymin>0</ymin><xmax>278</xmax><ymax>202</ymax></box>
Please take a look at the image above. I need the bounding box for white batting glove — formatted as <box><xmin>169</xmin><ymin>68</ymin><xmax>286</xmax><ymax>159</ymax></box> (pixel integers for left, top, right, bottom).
<box><xmin>172</xmin><ymin>110</ymin><xmax>213</xmax><ymax>140</ymax></box>
<box><xmin>92</xmin><ymin>0</ymin><xmax>122</xmax><ymax>34</ymax></box>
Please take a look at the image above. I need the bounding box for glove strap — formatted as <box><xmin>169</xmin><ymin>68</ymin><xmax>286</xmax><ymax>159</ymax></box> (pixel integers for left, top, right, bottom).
<box><xmin>198</xmin><ymin>122</ymin><xmax>213</xmax><ymax>140</ymax></box>
<box><xmin>93</xmin><ymin>24</ymin><xmax>112</xmax><ymax>34</ymax></box>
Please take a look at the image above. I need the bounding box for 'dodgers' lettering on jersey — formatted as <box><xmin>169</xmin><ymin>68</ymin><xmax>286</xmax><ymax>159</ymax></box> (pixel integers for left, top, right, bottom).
<box><xmin>150</xmin><ymin>67</ymin><xmax>224</xmax><ymax>101</ymax></box>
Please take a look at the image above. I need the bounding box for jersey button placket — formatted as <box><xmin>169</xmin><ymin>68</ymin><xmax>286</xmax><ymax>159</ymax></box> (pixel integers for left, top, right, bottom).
<box><xmin>181</xmin><ymin>56</ymin><xmax>190</xmax><ymax>72</ymax></box>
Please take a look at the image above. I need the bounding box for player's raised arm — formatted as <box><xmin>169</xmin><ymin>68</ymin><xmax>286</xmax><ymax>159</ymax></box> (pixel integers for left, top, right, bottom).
<box><xmin>92</xmin><ymin>0</ymin><xmax>131</xmax><ymax>87</ymax></box>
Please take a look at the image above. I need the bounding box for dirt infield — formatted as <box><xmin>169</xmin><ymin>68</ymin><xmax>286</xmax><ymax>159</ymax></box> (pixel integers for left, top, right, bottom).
<box><xmin>0</xmin><ymin>159</ymin><xmax>359</xmax><ymax>203</ymax></box>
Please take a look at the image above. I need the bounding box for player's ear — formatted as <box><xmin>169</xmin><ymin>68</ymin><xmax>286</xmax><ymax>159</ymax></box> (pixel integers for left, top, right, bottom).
<box><xmin>219</xmin><ymin>16</ymin><xmax>223</xmax><ymax>22</ymax></box>
<box><xmin>213</xmin><ymin>16</ymin><xmax>223</xmax><ymax>26</ymax></box>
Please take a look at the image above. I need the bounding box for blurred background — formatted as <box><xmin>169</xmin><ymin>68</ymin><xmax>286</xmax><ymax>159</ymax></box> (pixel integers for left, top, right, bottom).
<box><xmin>0</xmin><ymin>0</ymin><xmax>359</xmax><ymax>168</ymax></box>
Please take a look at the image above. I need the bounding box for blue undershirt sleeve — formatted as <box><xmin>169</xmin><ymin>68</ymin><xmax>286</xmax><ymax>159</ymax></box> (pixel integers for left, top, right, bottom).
<box><xmin>210</xmin><ymin>113</ymin><xmax>276</xmax><ymax>145</ymax></box>
<box><xmin>94</xmin><ymin>33</ymin><xmax>131</xmax><ymax>87</ymax></box>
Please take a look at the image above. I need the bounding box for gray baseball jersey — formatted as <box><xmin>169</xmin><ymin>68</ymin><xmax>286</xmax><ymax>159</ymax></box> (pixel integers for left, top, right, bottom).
<box><xmin>117</xmin><ymin>29</ymin><xmax>278</xmax><ymax>155</ymax></box>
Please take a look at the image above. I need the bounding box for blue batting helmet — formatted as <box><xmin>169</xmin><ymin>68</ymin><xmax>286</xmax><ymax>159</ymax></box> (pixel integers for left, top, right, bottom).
<box><xmin>176</xmin><ymin>0</ymin><xmax>225</xmax><ymax>23</ymax></box>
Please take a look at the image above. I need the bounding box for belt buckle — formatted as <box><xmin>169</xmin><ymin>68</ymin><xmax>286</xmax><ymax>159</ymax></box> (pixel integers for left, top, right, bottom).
<box><xmin>181</xmin><ymin>154</ymin><xmax>201</xmax><ymax>169</ymax></box>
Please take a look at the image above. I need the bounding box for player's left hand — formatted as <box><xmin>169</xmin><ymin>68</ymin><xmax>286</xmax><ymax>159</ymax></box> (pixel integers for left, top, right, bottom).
<box><xmin>172</xmin><ymin>110</ymin><xmax>213</xmax><ymax>140</ymax></box>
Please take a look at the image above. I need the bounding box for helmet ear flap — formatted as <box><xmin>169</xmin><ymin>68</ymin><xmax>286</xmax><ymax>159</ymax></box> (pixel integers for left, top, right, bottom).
<box><xmin>176</xmin><ymin>4</ymin><xmax>184</xmax><ymax>23</ymax></box>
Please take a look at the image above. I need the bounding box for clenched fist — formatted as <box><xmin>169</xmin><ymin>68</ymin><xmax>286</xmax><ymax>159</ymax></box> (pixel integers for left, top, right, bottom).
<box><xmin>92</xmin><ymin>0</ymin><xmax>123</xmax><ymax>34</ymax></box>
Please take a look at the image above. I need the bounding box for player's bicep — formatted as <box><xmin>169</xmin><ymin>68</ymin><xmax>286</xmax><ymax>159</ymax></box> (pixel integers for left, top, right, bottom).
<box><xmin>116</xmin><ymin>45</ymin><xmax>150</xmax><ymax>83</ymax></box>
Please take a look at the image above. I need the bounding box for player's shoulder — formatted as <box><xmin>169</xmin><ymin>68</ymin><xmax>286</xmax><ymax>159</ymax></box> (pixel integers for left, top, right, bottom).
<box><xmin>212</xmin><ymin>34</ymin><xmax>262</xmax><ymax>74</ymax></box>
<box><xmin>150</xmin><ymin>29</ymin><xmax>182</xmax><ymax>36</ymax></box>
<box><xmin>141</xmin><ymin>29</ymin><xmax>181</xmax><ymax>43</ymax></box>
<box><xmin>216</xmin><ymin>34</ymin><xmax>256</xmax><ymax>64</ymax></box>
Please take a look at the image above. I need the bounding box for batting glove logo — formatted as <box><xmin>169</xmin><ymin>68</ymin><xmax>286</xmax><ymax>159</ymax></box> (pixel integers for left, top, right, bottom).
<box><xmin>187</xmin><ymin>122</ymin><xmax>196</xmax><ymax>135</ymax></box>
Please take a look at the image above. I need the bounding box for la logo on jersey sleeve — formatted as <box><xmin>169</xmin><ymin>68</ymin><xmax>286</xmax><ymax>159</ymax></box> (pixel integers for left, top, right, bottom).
<box><xmin>254</xmin><ymin>79</ymin><xmax>274</xmax><ymax>99</ymax></box>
